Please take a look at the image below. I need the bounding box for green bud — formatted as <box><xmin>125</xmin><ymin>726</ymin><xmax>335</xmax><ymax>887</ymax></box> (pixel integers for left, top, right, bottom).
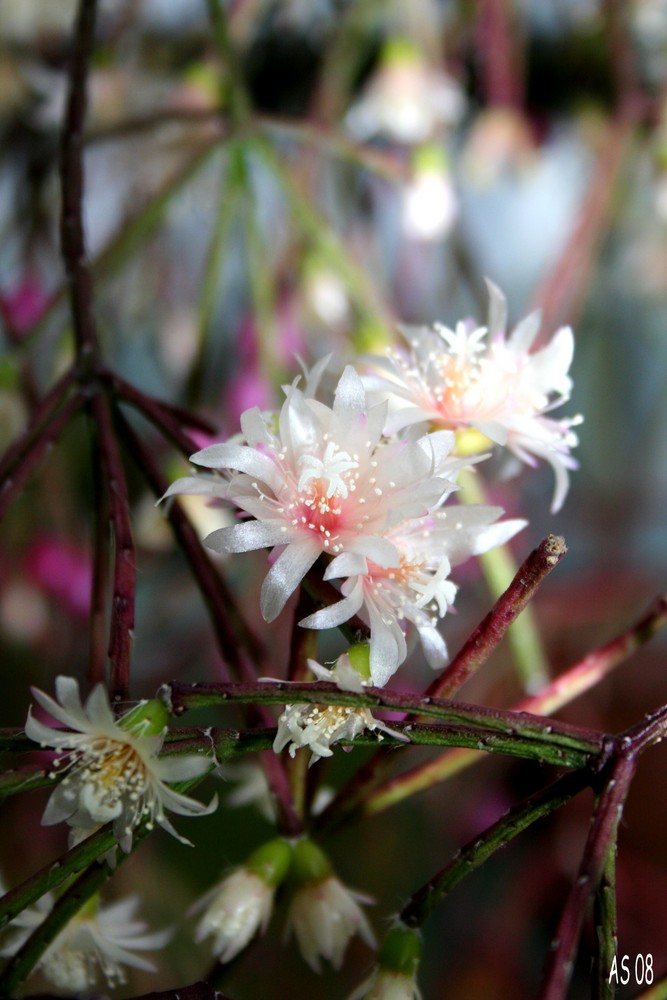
<box><xmin>381</xmin><ymin>36</ymin><xmax>421</xmax><ymax>68</ymax></box>
<box><xmin>290</xmin><ymin>838</ymin><xmax>332</xmax><ymax>887</ymax></box>
<box><xmin>119</xmin><ymin>699</ymin><xmax>170</xmax><ymax>738</ymax></box>
<box><xmin>412</xmin><ymin>143</ymin><xmax>449</xmax><ymax>176</ymax></box>
<box><xmin>347</xmin><ymin>643</ymin><xmax>371</xmax><ymax>681</ymax></box>
<box><xmin>246</xmin><ymin>838</ymin><xmax>293</xmax><ymax>888</ymax></box>
<box><xmin>377</xmin><ymin>924</ymin><xmax>422</xmax><ymax>976</ymax></box>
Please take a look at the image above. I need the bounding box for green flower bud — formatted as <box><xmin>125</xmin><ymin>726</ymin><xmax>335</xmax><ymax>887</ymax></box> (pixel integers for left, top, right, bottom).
<box><xmin>377</xmin><ymin>924</ymin><xmax>422</xmax><ymax>977</ymax></box>
<box><xmin>347</xmin><ymin>643</ymin><xmax>372</xmax><ymax>681</ymax></box>
<box><xmin>290</xmin><ymin>838</ymin><xmax>332</xmax><ymax>887</ymax></box>
<box><xmin>246</xmin><ymin>838</ymin><xmax>293</xmax><ymax>888</ymax></box>
<box><xmin>119</xmin><ymin>699</ymin><xmax>170</xmax><ymax>738</ymax></box>
<box><xmin>381</xmin><ymin>36</ymin><xmax>421</xmax><ymax>68</ymax></box>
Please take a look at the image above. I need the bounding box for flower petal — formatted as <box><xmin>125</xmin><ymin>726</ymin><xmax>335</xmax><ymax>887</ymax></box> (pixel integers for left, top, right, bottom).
<box><xmin>260</xmin><ymin>541</ymin><xmax>320</xmax><ymax>622</ymax></box>
<box><xmin>204</xmin><ymin>520</ymin><xmax>296</xmax><ymax>554</ymax></box>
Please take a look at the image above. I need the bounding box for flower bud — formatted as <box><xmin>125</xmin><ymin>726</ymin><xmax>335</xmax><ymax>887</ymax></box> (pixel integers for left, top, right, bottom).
<box><xmin>286</xmin><ymin>839</ymin><xmax>375</xmax><ymax>972</ymax></box>
<box><xmin>118</xmin><ymin>698</ymin><xmax>170</xmax><ymax>738</ymax></box>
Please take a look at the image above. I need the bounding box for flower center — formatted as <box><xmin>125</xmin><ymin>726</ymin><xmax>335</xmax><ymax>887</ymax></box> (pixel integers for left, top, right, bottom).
<box><xmin>58</xmin><ymin>738</ymin><xmax>148</xmax><ymax>821</ymax></box>
<box><xmin>292</xmin><ymin>441</ymin><xmax>361</xmax><ymax>546</ymax></box>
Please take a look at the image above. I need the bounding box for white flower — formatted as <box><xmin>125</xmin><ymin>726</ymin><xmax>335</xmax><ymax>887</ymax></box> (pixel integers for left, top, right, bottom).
<box><xmin>345</xmin><ymin>38</ymin><xmax>464</xmax><ymax>144</ymax></box>
<box><xmin>165</xmin><ymin>363</ymin><xmax>459</xmax><ymax>625</ymax></box>
<box><xmin>300</xmin><ymin>506</ymin><xmax>526</xmax><ymax>686</ymax></box>
<box><xmin>349</xmin><ymin>923</ymin><xmax>422</xmax><ymax>1000</ymax></box>
<box><xmin>365</xmin><ymin>281</ymin><xmax>582</xmax><ymax>512</ymax></box>
<box><xmin>273</xmin><ymin>653</ymin><xmax>407</xmax><ymax>763</ymax></box>
<box><xmin>0</xmin><ymin>892</ymin><xmax>170</xmax><ymax>994</ymax></box>
<box><xmin>349</xmin><ymin>968</ymin><xmax>422</xmax><ymax>1000</ymax></box>
<box><xmin>193</xmin><ymin>837</ymin><xmax>291</xmax><ymax>964</ymax></box>
<box><xmin>25</xmin><ymin>676</ymin><xmax>217</xmax><ymax>852</ymax></box>
<box><xmin>194</xmin><ymin>869</ymin><xmax>273</xmax><ymax>963</ymax></box>
<box><xmin>287</xmin><ymin>839</ymin><xmax>376</xmax><ymax>972</ymax></box>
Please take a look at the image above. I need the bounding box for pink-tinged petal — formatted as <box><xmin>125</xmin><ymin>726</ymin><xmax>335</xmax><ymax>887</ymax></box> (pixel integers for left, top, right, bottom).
<box><xmin>204</xmin><ymin>520</ymin><xmax>296</xmax><ymax>554</ymax></box>
<box><xmin>299</xmin><ymin>579</ymin><xmax>364</xmax><ymax>630</ymax></box>
<box><xmin>190</xmin><ymin>444</ymin><xmax>281</xmax><ymax>492</ymax></box>
<box><xmin>260</xmin><ymin>541</ymin><xmax>320</xmax><ymax>622</ymax></box>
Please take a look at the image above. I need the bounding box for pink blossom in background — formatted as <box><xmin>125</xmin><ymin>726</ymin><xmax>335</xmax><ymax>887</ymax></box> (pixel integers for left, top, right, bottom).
<box><xmin>25</xmin><ymin>537</ymin><xmax>92</xmax><ymax>618</ymax></box>
<box><xmin>0</xmin><ymin>277</ymin><xmax>50</xmax><ymax>335</ymax></box>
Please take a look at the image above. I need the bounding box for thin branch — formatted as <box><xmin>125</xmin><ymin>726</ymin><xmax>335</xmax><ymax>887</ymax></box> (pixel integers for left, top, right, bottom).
<box><xmin>0</xmin><ymin>392</ymin><xmax>84</xmax><ymax>521</ymax></box>
<box><xmin>88</xmin><ymin>420</ymin><xmax>110</xmax><ymax>686</ymax></box>
<box><xmin>593</xmin><ymin>840</ymin><xmax>617</xmax><ymax>1000</ymax></box>
<box><xmin>516</xmin><ymin>595</ymin><xmax>667</xmax><ymax>717</ymax></box>
<box><xmin>538</xmin><ymin>752</ymin><xmax>637</xmax><ymax>1000</ymax></box>
<box><xmin>475</xmin><ymin>0</ymin><xmax>524</xmax><ymax>109</ymax></box>
<box><xmin>166</xmin><ymin>680</ymin><xmax>605</xmax><ymax>757</ymax></box>
<box><xmin>113</xmin><ymin>408</ymin><xmax>264</xmax><ymax>671</ymax></box>
<box><xmin>59</xmin><ymin>0</ymin><xmax>100</xmax><ymax>364</ymax></box>
<box><xmin>317</xmin><ymin>596</ymin><xmax>667</xmax><ymax>830</ymax></box>
<box><xmin>92</xmin><ymin>395</ymin><xmax>135</xmax><ymax>700</ymax></box>
<box><xmin>400</xmin><ymin>768</ymin><xmax>592</xmax><ymax>928</ymax></box>
<box><xmin>107</xmin><ymin>370</ymin><xmax>216</xmax><ymax>451</ymax></box>
<box><xmin>427</xmin><ymin>534</ymin><xmax>567</xmax><ymax>700</ymax></box>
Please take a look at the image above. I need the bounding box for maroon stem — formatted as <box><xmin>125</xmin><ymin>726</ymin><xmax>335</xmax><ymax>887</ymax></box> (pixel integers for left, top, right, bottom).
<box><xmin>538</xmin><ymin>752</ymin><xmax>636</xmax><ymax>1000</ymax></box>
<box><xmin>0</xmin><ymin>391</ymin><xmax>84</xmax><ymax>521</ymax></box>
<box><xmin>475</xmin><ymin>0</ymin><xmax>524</xmax><ymax>109</ymax></box>
<box><xmin>113</xmin><ymin>407</ymin><xmax>265</xmax><ymax>673</ymax></box>
<box><xmin>60</xmin><ymin>0</ymin><xmax>101</xmax><ymax>364</ymax></box>
<box><xmin>427</xmin><ymin>535</ymin><xmax>567</xmax><ymax>700</ymax></box>
<box><xmin>93</xmin><ymin>395</ymin><xmax>135</xmax><ymax>701</ymax></box>
<box><xmin>88</xmin><ymin>425</ymin><xmax>110</xmax><ymax>686</ymax></box>
<box><xmin>107</xmin><ymin>370</ymin><xmax>216</xmax><ymax>452</ymax></box>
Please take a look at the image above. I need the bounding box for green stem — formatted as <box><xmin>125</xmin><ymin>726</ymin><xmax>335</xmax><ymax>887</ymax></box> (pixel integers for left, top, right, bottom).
<box><xmin>539</xmin><ymin>753</ymin><xmax>637</xmax><ymax>1000</ymax></box>
<box><xmin>457</xmin><ymin>468</ymin><xmax>550</xmax><ymax>690</ymax></box>
<box><xmin>400</xmin><ymin>768</ymin><xmax>591</xmax><ymax>927</ymax></box>
<box><xmin>593</xmin><ymin>840</ymin><xmax>617</xmax><ymax>1000</ymax></box>
<box><xmin>0</xmin><ymin>826</ymin><xmax>117</xmax><ymax>931</ymax></box>
<box><xmin>166</xmin><ymin>680</ymin><xmax>603</xmax><ymax>756</ymax></box>
<box><xmin>205</xmin><ymin>0</ymin><xmax>250</xmax><ymax>126</ymax></box>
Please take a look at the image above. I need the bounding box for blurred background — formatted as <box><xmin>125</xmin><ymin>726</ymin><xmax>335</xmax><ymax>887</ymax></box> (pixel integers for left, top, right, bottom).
<box><xmin>1</xmin><ymin>1</ymin><xmax>667</xmax><ymax>997</ymax></box>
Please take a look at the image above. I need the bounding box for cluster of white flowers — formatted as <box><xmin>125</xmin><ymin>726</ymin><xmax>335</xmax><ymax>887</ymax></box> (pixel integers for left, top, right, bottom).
<box><xmin>165</xmin><ymin>351</ymin><xmax>528</xmax><ymax>688</ymax></box>
<box><xmin>365</xmin><ymin>281</ymin><xmax>581</xmax><ymax>513</ymax></box>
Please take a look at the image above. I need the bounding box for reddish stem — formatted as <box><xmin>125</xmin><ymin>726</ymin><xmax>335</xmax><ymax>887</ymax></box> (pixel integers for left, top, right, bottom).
<box><xmin>427</xmin><ymin>535</ymin><xmax>567</xmax><ymax>700</ymax></box>
<box><xmin>93</xmin><ymin>395</ymin><xmax>135</xmax><ymax>701</ymax></box>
